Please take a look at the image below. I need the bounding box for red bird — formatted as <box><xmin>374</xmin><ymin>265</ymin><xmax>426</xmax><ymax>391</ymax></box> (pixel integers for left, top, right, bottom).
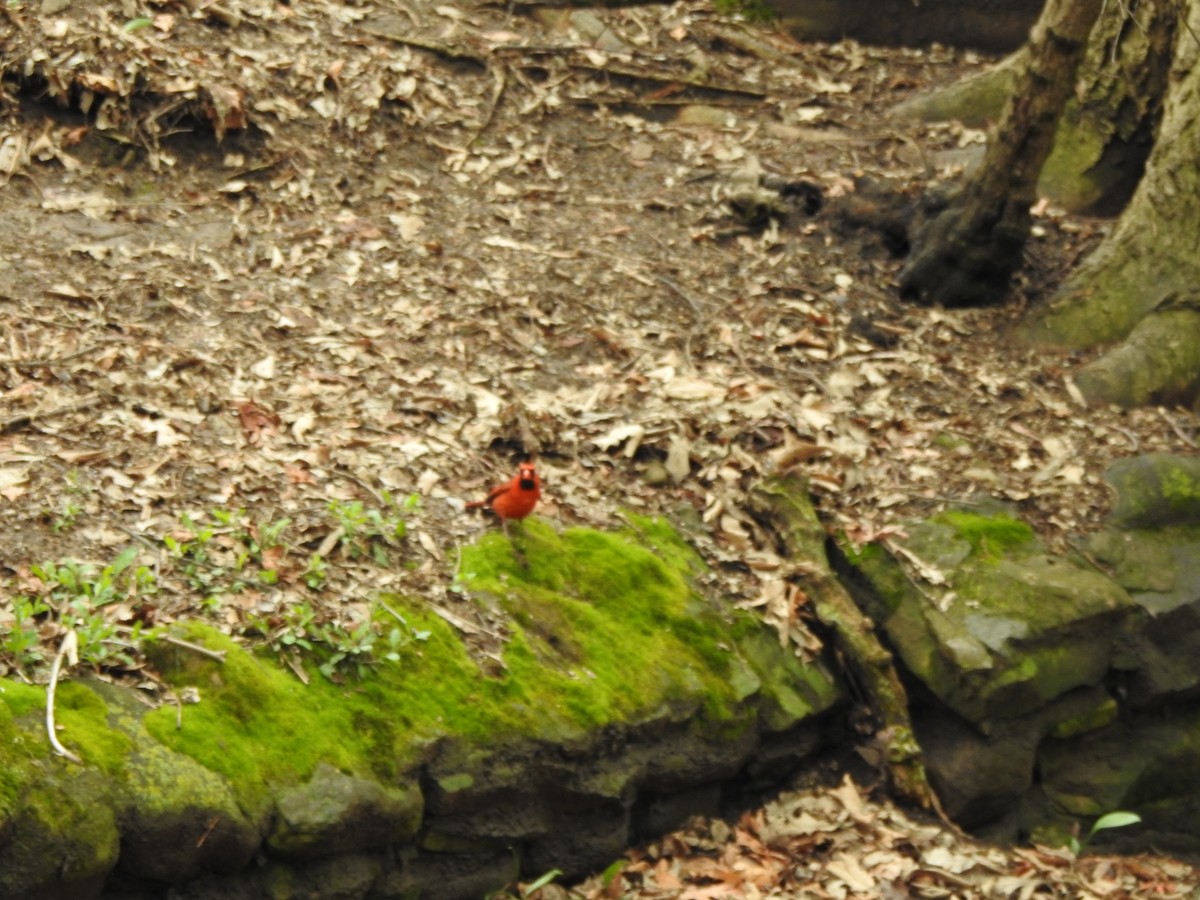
<box><xmin>466</xmin><ymin>462</ymin><xmax>541</xmax><ymax>522</ymax></box>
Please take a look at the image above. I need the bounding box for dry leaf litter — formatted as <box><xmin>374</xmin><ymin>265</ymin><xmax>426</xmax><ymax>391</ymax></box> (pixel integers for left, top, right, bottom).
<box><xmin>1</xmin><ymin>0</ymin><xmax>1198</xmax><ymax>894</ymax></box>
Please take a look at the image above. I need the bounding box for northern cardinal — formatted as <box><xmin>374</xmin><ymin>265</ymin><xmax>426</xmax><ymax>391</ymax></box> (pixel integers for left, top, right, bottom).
<box><xmin>466</xmin><ymin>462</ymin><xmax>541</xmax><ymax>522</ymax></box>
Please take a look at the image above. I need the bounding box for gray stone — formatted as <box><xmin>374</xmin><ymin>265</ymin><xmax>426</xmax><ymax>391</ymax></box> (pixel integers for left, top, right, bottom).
<box><xmin>267</xmin><ymin>763</ymin><xmax>422</xmax><ymax>860</ymax></box>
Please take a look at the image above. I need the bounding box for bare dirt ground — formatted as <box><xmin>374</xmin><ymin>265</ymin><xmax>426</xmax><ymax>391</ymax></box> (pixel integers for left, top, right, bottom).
<box><xmin>2</xmin><ymin>0</ymin><xmax>1199</xmax><ymax>894</ymax></box>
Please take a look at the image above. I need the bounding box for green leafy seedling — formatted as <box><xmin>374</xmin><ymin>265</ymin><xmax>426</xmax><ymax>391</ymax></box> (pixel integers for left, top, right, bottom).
<box><xmin>327</xmin><ymin>497</ymin><xmax>408</xmax><ymax>563</ymax></box>
<box><xmin>521</xmin><ymin>869</ymin><xmax>563</xmax><ymax>899</ymax></box>
<box><xmin>303</xmin><ymin>553</ymin><xmax>328</xmax><ymax>589</ymax></box>
<box><xmin>2</xmin><ymin>597</ymin><xmax>48</xmax><ymax>671</ymax></box>
<box><xmin>1069</xmin><ymin>810</ymin><xmax>1142</xmax><ymax>855</ymax></box>
<box><xmin>257</xmin><ymin>516</ymin><xmax>292</xmax><ymax>550</ymax></box>
<box><xmin>600</xmin><ymin>859</ymin><xmax>626</xmax><ymax>888</ymax></box>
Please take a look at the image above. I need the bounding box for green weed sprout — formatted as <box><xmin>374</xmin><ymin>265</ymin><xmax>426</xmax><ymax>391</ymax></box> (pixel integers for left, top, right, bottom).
<box><xmin>1069</xmin><ymin>810</ymin><xmax>1142</xmax><ymax>855</ymax></box>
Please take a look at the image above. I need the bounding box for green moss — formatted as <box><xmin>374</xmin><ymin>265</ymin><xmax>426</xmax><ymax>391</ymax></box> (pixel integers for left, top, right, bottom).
<box><xmin>0</xmin><ymin>775</ymin><xmax>121</xmax><ymax>893</ymax></box>
<box><xmin>621</xmin><ymin>513</ymin><xmax>709</xmax><ymax>578</ymax></box>
<box><xmin>838</xmin><ymin>539</ymin><xmax>886</xmax><ymax>569</ymax></box>
<box><xmin>0</xmin><ymin>679</ymin><xmax>135</xmax><ymax>808</ymax></box>
<box><xmin>143</xmin><ymin>626</ymin><xmax>414</xmax><ymax>810</ymax></box>
<box><xmin>54</xmin><ymin>682</ymin><xmax>134</xmax><ymax>775</ymax></box>
<box><xmin>1049</xmin><ymin>696</ymin><xmax>1119</xmax><ymax>740</ymax></box>
<box><xmin>1039</xmin><ymin>112</ymin><xmax>1108</xmax><ymax>212</ymax></box>
<box><xmin>935</xmin><ymin>510</ymin><xmax>1035</xmax><ymax>559</ymax></box>
<box><xmin>0</xmin><ymin>686</ymin><xmax>40</xmax><ymax>809</ymax></box>
<box><xmin>1161</xmin><ymin>466</ymin><xmax>1200</xmax><ymax>504</ymax></box>
<box><xmin>842</xmin><ymin>507</ymin><xmax>1131</xmax><ymax>722</ymax></box>
<box><xmin>134</xmin><ymin>519</ymin><xmax>810</xmax><ymax>808</ymax></box>
<box><xmin>458</xmin><ymin>519</ymin><xmax>742</xmax><ymax>729</ymax></box>
<box><xmin>0</xmin><ymin>680</ymin><xmax>128</xmax><ymax>895</ymax></box>
<box><xmin>729</xmin><ymin>622</ymin><xmax>840</xmax><ymax>732</ymax></box>
<box><xmin>0</xmin><ymin>680</ymin><xmax>44</xmax><ymax>717</ymax></box>
<box><xmin>837</xmin><ymin>539</ymin><xmax>907</xmax><ymax>618</ymax></box>
<box><xmin>0</xmin><ymin>518</ymin><xmax>835</xmax><ymax>827</ymax></box>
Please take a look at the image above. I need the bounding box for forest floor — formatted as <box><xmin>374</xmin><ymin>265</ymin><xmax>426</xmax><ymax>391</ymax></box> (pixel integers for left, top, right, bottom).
<box><xmin>1</xmin><ymin>0</ymin><xmax>1199</xmax><ymax>895</ymax></box>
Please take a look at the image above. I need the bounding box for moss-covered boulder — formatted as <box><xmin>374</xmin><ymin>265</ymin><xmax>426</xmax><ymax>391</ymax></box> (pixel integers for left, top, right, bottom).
<box><xmin>1104</xmin><ymin>453</ymin><xmax>1200</xmax><ymax>528</ymax></box>
<box><xmin>839</xmin><ymin>508</ymin><xmax>1138</xmax><ymax>828</ymax></box>
<box><xmin>844</xmin><ymin>509</ymin><xmax>1134</xmax><ymax>724</ymax></box>
<box><xmin>840</xmin><ymin>499</ymin><xmax>1200</xmax><ymax>852</ymax></box>
<box><xmin>1030</xmin><ymin>701</ymin><xmax>1200</xmax><ymax>857</ymax></box>
<box><xmin>268</xmin><ymin>763</ymin><xmax>423</xmax><ymax>860</ymax></box>
<box><xmin>0</xmin><ymin>518</ymin><xmax>844</xmax><ymax>899</ymax></box>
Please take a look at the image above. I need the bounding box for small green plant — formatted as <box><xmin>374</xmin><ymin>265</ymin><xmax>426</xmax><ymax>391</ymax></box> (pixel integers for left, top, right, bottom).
<box><xmin>47</xmin><ymin>500</ymin><xmax>82</xmax><ymax>533</ymax></box>
<box><xmin>2</xmin><ymin>596</ymin><xmax>48</xmax><ymax>671</ymax></box>
<box><xmin>257</xmin><ymin>516</ymin><xmax>292</xmax><ymax>551</ymax></box>
<box><xmin>322</xmin><ymin>602</ymin><xmax>431</xmax><ymax>679</ymax></box>
<box><xmin>327</xmin><ymin>494</ymin><xmax>413</xmax><ymax>564</ymax></box>
<box><xmin>247</xmin><ymin>599</ymin><xmax>430</xmax><ymax>681</ymax></box>
<box><xmin>316</xmin><ymin>617</ymin><xmax>377</xmax><ymax>681</ymax></box>
<box><xmin>1069</xmin><ymin>810</ymin><xmax>1142</xmax><ymax>855</ymax></box>
<box><xmin>34</xmin><ymin>546</ymin><xmax>140</xmax><ymax>608</ymax></box>
<box><xmin>303</xmin><ymin>553</ymin><xmax>329</xmax><ymax>590</ymax></box>
<box><xmin>488</xmin><ymin>867</ymin><xmax>564</xmax><ymax>900</ymax></box>
<box><xmin>319</xmin><ymin>602</ymin><xmax>431</xmax><ymax>678</ymax></box>
<box><xmin>521</xmin><ymin>869</ymin><xmax>563</xmax><ymax>898</ymax></box>
<box><xmin>165</xmin><ymin>512</ymin><xmax>220</xmax><ymax>592</ymax></box>
<box><xmin>68</xmin><ymin>609</ymin><xmax>142</xmax><ymax>669</ymax></box>
<box><xmin>165</xmin><ymin>509</ymin><xmax>290</xmax><ymax>602</ymax></box>
<box><xmin>42</xmin><ymin>470</ymin><xmax>89</xmax><ymax>532</ymax></box>
<box><xmin>32</xmin><ymin>547</ymin><xmax>153</xmax><ymax>669</ymax></box>
<box><xmin>599</xmin><ymin>858</ymin><xmax>625</xmax><ymax>888</ymax></box>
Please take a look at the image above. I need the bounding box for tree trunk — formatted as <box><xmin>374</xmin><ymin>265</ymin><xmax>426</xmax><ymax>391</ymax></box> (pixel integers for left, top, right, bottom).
<box><xmin>1038</xmin><ymin>0</ymin><xmax>1175</xmax><ymax>215</ymax></box>
<box><xmin>898</xmin><ymin>0</ymin><xmax>1105</xmax><ymax>306</ymax></box>
<box><xmin>896</xmin><ymin>0</ymin><xmax>1175</xmax><ymax>216</ymax></box>
<box><xmin>1022</xmin><ymin>0</ymin><xmax>1200</xmax><ymax>369</ymax></box>
<box><xmin>1070</xmin><ymin>292</ymin><xmax>1200</xmax><ymax>407</ymax></box>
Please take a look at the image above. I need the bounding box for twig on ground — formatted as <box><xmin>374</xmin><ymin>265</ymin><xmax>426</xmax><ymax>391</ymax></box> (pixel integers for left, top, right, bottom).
<box><xmin>46</xmin><ymin>630</ymin><xmax>83</xmax><ymax>764</ymax></box>
<box><xmin>332</xmin><ymin>467</ymin><xmax>387</xmax><ymax>506</ymax></box>
<box><xmin>282</xmin><ymin>652</ymin><xmax>310</xmax><ymax>684</ymax></box>
<box><xmin>428</xmin><ymin>602</ymin><xmax>497</xmax><ymax>637</ymax></box>
<box><xmin>1158</xmin><ymin>408</ymin><xmax>1197</xmax><ymax>447</ymax></box>
<box><xmin>1</xmin><ymin>394</ymin><xmax>104</xmax><ymax>435</ymax></box>
<box><xmin>0</xmin><ymin>345</ymin><xmax>102</xmax><ymax>368</ymax></box>
<box><xmin>161</xmin><ymin>633</ymin><xmax>228</xmax><ymax>663</ymax></box>
<box><xmin>112</xmin><ymin>625</ymin><xmax>227</xmax><ymax>663</ymax></box>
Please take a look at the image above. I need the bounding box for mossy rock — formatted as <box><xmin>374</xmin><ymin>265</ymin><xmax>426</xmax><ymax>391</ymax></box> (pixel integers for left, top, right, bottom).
<box><xmin>138</xmin><ymin>519</ymin><xmax>838</xmax><ymax>803</ymax></box>
<box><xmin>843</xmin><ymin>510</ymin><xmax>1134</xmax><ymax>722</ymax></box>
<box><xmin>1035</xmin><ymin>703</ymin><xmax>1200</xmax><ymax>856</ymax></box>
<box><xmin>268</xmin><ymin>763</ymin><xmax>422</xmax><ymax>859</ymax></box>
<box><xmin>1088</xmin><ymin>522</ymin><xmax>1200</xmax><ymax>705</ymax></box>
<box><xmin>0</xmin><ymin>517</ymin><xmax>843</xmax><ymax>897</ymax></box>
<box><xmin>1105</xmin><ymin>453</ymin><xmax>1200</xmax><ymax>528</ymax></box>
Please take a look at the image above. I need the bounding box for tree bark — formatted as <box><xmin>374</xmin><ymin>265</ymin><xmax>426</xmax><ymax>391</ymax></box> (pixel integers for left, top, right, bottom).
<box><xmin>1070</xmin><ymin>291</ymin><xmax>1200</xmax><ymax>407</ymax></box>
<box><xmin>1038</xmin><ymin>0</ymin><xmax>1175</xmax><ymax>215</ymax></box>
<box><xmin>1023</xmin><ymin>0</ymin><xmax>1200</xmax><ymax>361</ymax></box>
<box><xmin>896</xmin><ymin>0</ymin><xmax>1175</xmax><ymax>216</ymax></box>
<box><xmin>898</xmin><ymin>0</ymin><xmax>1105</xmax><ymax>306</ymax></box>
<box><xmin>748</xmin><ymin>476</ymin><xmax>941</xmax><ymax>814</ymax></box>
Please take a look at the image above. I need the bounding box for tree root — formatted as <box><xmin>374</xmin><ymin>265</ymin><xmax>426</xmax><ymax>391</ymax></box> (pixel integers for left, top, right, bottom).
<box><xmin>747</xmin><ymin>475</ymin><xmax>944</xmax><ymax>817</ymax></box>
<box><xmin>1071</xmin><ymin>291</ymin><xmax>1200</xmax><ymax>408</ymax></box>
